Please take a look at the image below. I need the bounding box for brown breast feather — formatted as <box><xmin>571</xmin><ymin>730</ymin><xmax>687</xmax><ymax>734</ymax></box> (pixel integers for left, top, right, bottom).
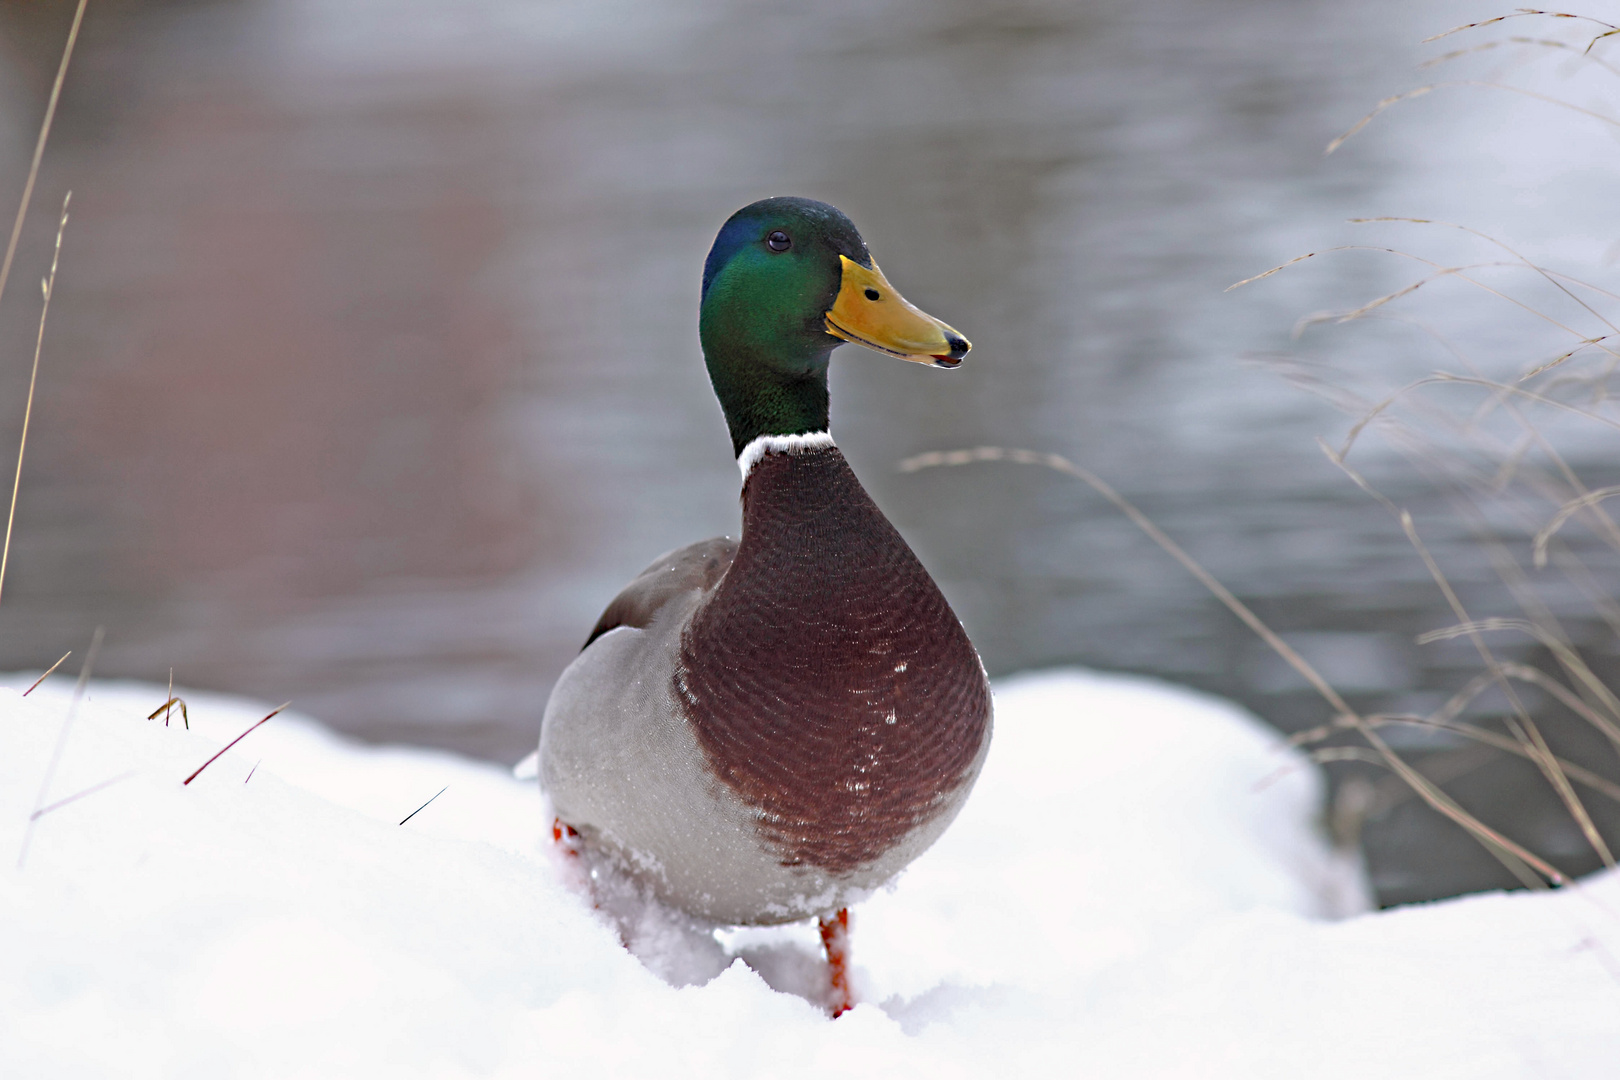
<box><xmin>676</xmin><ymin>446</ymin><xmax>991</xmax><ymax>874</ymax></box>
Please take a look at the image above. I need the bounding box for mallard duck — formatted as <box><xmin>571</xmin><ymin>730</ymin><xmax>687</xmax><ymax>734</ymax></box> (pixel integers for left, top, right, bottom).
<box><xmin>538</xmin><ymin>196</ymin><xmax>992</xmax><ymax>1015</ymax></box>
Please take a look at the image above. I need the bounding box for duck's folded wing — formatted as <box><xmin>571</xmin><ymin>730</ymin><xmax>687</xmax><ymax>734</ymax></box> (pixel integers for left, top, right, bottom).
<box><xmin>582</xmin><ymin>536</ymin><xmax>738</xmax><ymax>649</ymax></box>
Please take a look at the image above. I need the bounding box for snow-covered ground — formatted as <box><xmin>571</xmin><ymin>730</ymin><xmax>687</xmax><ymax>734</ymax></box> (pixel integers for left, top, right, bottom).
<box><xmin>2</xmin><ymin>668</ymin><xmax>1616</xmax><ymax>1078</ymax></box>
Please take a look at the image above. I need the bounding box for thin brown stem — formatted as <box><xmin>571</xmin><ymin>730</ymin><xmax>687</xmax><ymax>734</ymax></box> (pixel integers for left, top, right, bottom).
<box><xmin>182</xmin><ymin>704</ymin><xmax>289</xmax><ymax>786</ymax></box>
<box><xmin>30</xmin><ymin>770</ymin><xmax>135</xmax><ymax>821</ymax></box>
<box><xmin>18</xmin><ymin>625</ymin><xmax>102</xmax><ymax>869</ymax></box>
<box><xmin>0</xmin><ymin>192</ymin><xmax>71</xmax><ymax>608</ymax></box>
<box><xmin>0</xmin><ymin>0</ymin><xmax>88</xmax><ymax>314</ymax></box>
<box><xmin>22</xmin><ymin>650</ymin><xmax>71</xmax><ymax>696</ymax></box>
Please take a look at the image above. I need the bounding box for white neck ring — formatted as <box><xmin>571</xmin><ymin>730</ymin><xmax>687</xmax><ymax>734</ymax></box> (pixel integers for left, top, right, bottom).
<box><xmin>736</xmin><ymin>431</ymin><xmax>835</xmax><ymax>480</ymax></box>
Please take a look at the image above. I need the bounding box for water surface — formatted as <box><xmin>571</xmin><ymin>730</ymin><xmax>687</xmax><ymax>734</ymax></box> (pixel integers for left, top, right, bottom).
<box><xmin>2</xmin><ymin>0</ymin><xmax>1618</xmax><ymax>902</ymax></box>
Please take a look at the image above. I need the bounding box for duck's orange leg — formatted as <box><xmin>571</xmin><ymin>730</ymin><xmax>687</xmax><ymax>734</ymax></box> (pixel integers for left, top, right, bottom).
<box><xmin>818</xmin><ymin>908</ymin><xmax>854</xmax><ymax>1017</ymax></box>
<box><xmin>550</xmin><ymin>817</ymin><xmax>601</xmax><ymax>910</ymax></box>
<box><xmin>552</xmin><ymin>817</ymin><xmax>581</xmax><ymax>857</ymax></box>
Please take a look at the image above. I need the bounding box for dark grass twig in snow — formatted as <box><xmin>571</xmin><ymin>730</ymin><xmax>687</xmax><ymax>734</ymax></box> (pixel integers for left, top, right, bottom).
<box><xmin>399</xmin><ymin>786</ymin><xmax>449</xmax><ymax>826</ymax></box>
<box><xmin>148</xmin><ymin>696</ymin><xmax>189</xmax><ymax>730</ymax></box>
<box><xmin>30</xmin><ymin>770</ymin><xmax>135</xmax><ymax>821</ymax></box>
<box><xmin>22</xmin><ymin>650</ymin><xmax>71</xmax><ymax>696</ymax></box>
<box><xmin>155</xmin><ymin>668</ymin><xmax>185</xmax><ymax>727</ymax></box>
<box><xmin>182</xmin><ymin>703</ymin><xmax>289</xmax><ymax>786</ymax></box>
<box><xmin>18</xmin><ymin>625</ymin><xmax>102</xmax><ymax>868</ymax></box>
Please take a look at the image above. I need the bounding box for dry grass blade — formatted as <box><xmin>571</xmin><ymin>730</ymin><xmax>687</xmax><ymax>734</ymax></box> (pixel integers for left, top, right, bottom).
<box><xmin>1538</xmin><ymin>270</ymin><xmax>1620</xmax><ymax>306</ymax></box>
<box><xmin>1226</xmin><ymin>251</ymin><xmax>1325</xmax><ymax>291</ymax></box>
<box><xmin>1422</xmin><ymin>14</ymin><xmax>1516</xmax><ymax>43</ymax></box>
<box><xmin>1225</xmin><ymin>244</ymin><xmax>1481</xmax><ymax>295</ymax></box>
<box><xmin>17</xmin><ymin>625</ymin><xmax>102</xmax><ymax>869</ymax></box>
<box><xmin>1326</xmin><ymin>86</ymin><xmax>1435</xmax><ymax>154</ymax></box>
<box><xmin>0</xmin><ymin>0</ymin><xmax>88</xmax><ymax>315</ymax></box>
<box><xmin>1468</xmin><ymin>721</ymin><xmax>1618</xmax><ymax>802</ymax></box>
<box><xmin>1535</xmin><ymin>486</ymin><xmax>1620</xmax><ymax>567</ymax></box>
<box><xmin>1418</xmin><ymin>617</ymin><xmax>1620</xmax><ymax>749</ymax></box>
<box><xmin>1228</xmin><ymin>241</ymin><xmax>1602</xmax><ymax>352</ymax></box>
<box><xmin>1334</xmin><ymin>382</ymin><xmax>1438</xmax><ymax>460</ymax></box>
<box><xmin>1237</xmin><ymin>5</ymin><xmax>1620</xmax><ymax>894</ymax></box>
<box><xmin>1308</xmin><ymin>747</ymin><xmax>1392</xmax><ymax>767</ymax></box>
<box><xmin>1327</xmin><ymin>81</ymin><xmax>1620</xmax><ymax>155</ymax></box>
<box><xmin>1413</xmin><ymin>718</ymin><xmax>1620</xmax><ymax>803</ymax></box>
<box><xmin>1418</xmin><ymin>10</ymin><xmax>1619</xmax><ymax>44</ymax></box>
<box><xmin>901</xmin><ymin>446</ymin><xmax>1567</xmax><ymax>885</ymax></box>
<box><xmin>29</xmin><ymin>770</ymin><xmax>135</xmax><ymax>821</ymax></box>
<box><xmin>1520</xmin><ymin>338</ymin><xmax>1609</xmax><ymax>381</ymax></box>
<box><xmin>1500</xmin><ymin>662</ymin><xmax>1620</xmax><ymax>750</ymax></box>
<box><xmin>22</xmin><ymin>650</ymin><xmax>71</xmax><ymax>696</ymax></box>
<box><xmin>1386</xmin><ymin>260</ymin><xmax>1602</xmax><ymax>350</ymax></box>
<box><xmin>1240</xmin><ymin>235</ymin><xmax>1613</xmax><ymax>362</ymax></box>
<box><xmin>1421</xmin><ymin>37</ymin><xmax>1620</xmax><ymax>77</ymax></box>
<box><xmin>167</xmin><ymin>669</ymin><xmax>182</xmax><ymax>726</ymax></box>
<box><xmin>399</xmin><ymin>786</ymin><xmax>449</xmax><ymax>826</ymax></box>
<box><xmin>182</xmin><ymin>703</ymin><xmax>289</xmax><ymax>786</ymax></box>
<box><xmin>1346</xmin><ymin>218</ymin><xmax>1620</xmax><ymax>343</ymax></box>
<box><xmin>1295</xmin><ymin>268</ymin><xmax>1461</xmax><ymax>331</ymax></box>
<box><xmin>1475</xmin><ymin>527</ymin><xmax>1620</xmax><ymax>737</ymax></box>
<box><xmin>1316</xmin><ymin>444</ymin><xmax>1611</xmax><ymax>876</ymax></box>
<box><xmin>1295</xmin><ymin>709</ymin><xmax>1620</xmax><ymax>805</ymax></box>
<box><xmin>0</xmin><ymin>193</ymin><xmax>71</xmax><ymax>609</ymax></box>
<box><xmin>146</xmin><ymin>696</ymin><xmax>190</xmax><ymax>730</ymax></box>
<box><xmin>900</xmin><ymin>448</ymin><xmax>1356</xmax><ymax>712</ymax></box>
<box><xmin>1341</xmin><ymin>375</ymin><xmax>1620</xmax><ymax>459</ymax></box>
<box><xmin>1454</xmin><ymin>376</ymin><xmax>1620</xmax><ymax>567</ymax></box>
<box><xmin>1400</xmin><ymin>515</ymin><xmax>1614</xmax><ymax>868</ymax></box>
<box><xmin>1287</xmin><ymin>671</ymin><xmax>1499</xmax><ymax>748</ymax></box>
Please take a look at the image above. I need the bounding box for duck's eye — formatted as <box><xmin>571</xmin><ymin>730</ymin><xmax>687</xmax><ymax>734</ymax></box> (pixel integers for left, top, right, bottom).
<box><xmin>864</xmin><ymin>288</ymin><xmax>881</xmax><ymax>301</ymax></box>
<box><xmin>766</xmin><ymin>230</ymin><xmax>791</xmax><ymax>252</ymax></box>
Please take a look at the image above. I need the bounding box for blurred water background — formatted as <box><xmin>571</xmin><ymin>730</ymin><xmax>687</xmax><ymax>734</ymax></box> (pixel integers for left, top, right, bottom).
<box><xmin>3</xmin><ymin>0</ymin><xmax>1620</xmax><ymax>904</ymax></box>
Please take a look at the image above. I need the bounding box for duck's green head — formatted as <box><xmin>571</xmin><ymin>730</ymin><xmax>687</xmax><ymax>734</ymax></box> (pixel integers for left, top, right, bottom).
<box><xmin>699</xmin><ymin>196</ymin><xmax>971</xmax><ymax>457</ymax></box>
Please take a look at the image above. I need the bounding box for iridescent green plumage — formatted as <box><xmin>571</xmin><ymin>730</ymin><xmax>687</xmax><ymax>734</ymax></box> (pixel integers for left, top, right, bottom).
<box><xmin>698</xmin><ymin>197</ymin><xmax>872</xmax><ymax>455</ymax></box>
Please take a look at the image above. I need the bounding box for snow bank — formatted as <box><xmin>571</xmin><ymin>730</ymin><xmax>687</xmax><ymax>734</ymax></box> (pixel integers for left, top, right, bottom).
<box><xmin>2</xmin><ymin>669</ymin><xmax>1615</xmax><ymax>1078</ymax></box>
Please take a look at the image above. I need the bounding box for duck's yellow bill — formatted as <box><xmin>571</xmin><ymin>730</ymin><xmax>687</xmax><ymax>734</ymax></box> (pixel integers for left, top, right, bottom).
<box><xmin>824</xmin><ymin>255</ymin><xmax>971</xmax><ymax>369</ymax></box>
